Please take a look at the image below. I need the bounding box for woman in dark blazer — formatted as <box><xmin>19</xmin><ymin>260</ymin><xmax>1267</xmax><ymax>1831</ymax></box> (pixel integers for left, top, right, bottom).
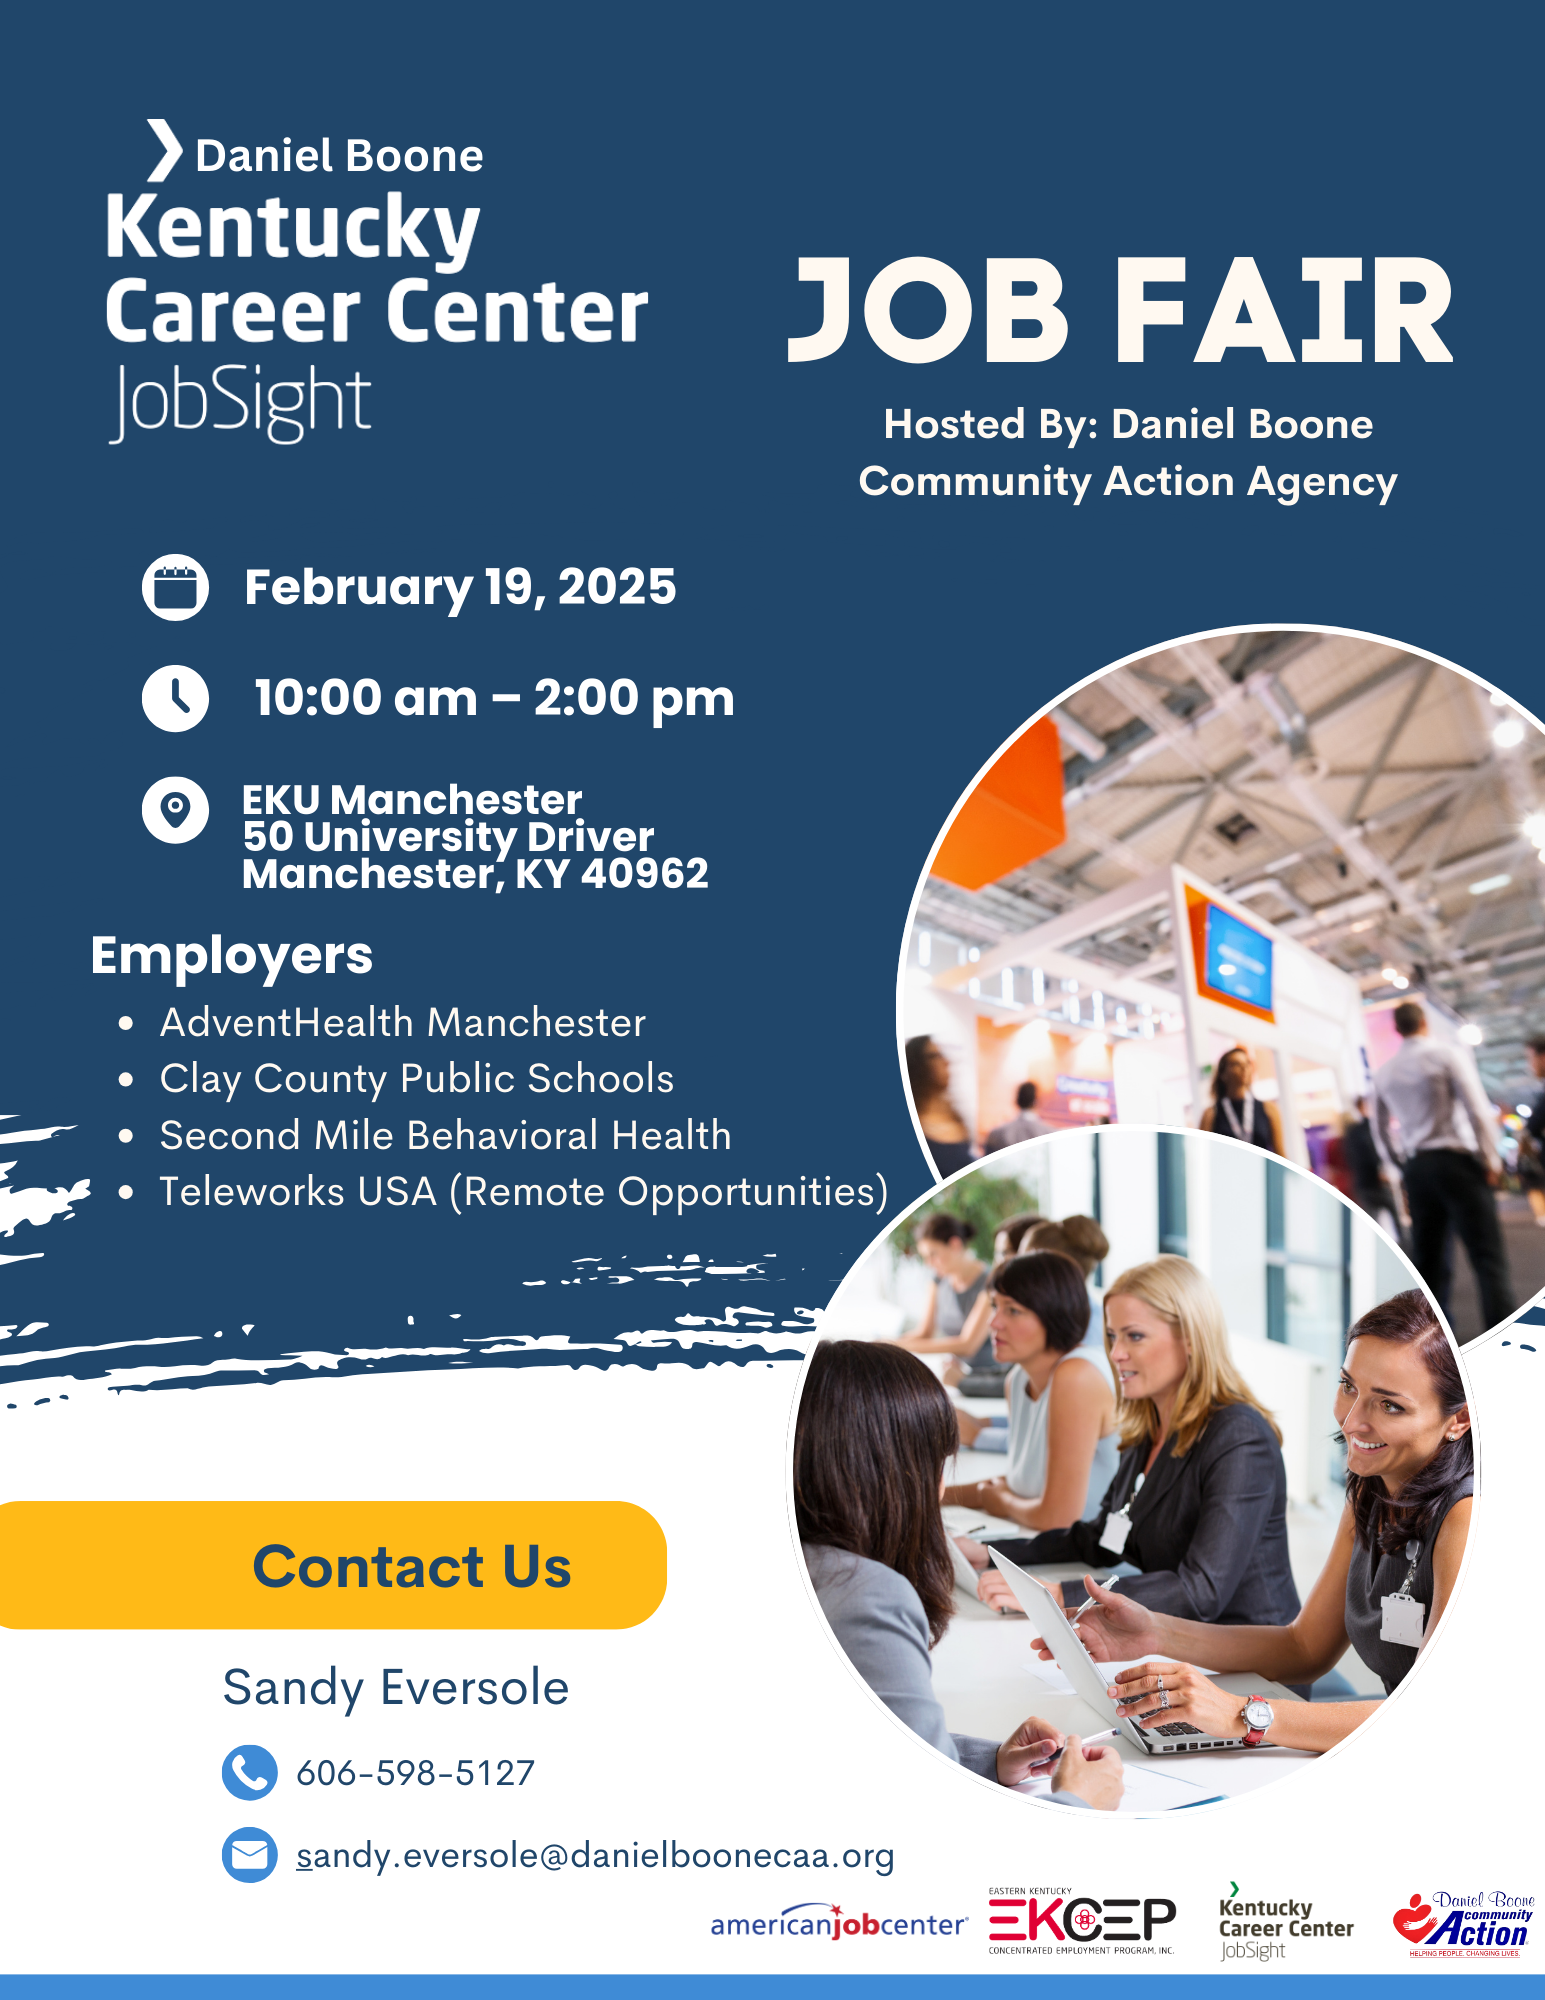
<box><xmin>979</xmin><ymin>1256</ymin><xmax>1299</xmax><ymax>1628</ymax></box>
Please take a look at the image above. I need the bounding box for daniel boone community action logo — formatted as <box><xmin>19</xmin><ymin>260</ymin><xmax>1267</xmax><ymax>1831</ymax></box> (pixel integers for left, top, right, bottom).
<box><xmin>1396</xmin><ymin>1891</ymin><xmax>1534</xmax><ymax>1957</ymax></box>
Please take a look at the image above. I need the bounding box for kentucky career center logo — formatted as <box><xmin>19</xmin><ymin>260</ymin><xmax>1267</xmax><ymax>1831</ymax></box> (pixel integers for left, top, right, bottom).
<box><xmin>1396</xmin><ymin>1889</ymin><xmax>1534</xmax><ymax>1958</ymax></box>
<box><xmin>1218</xmin><ymin>1881</ymin><xmax>1354</xmax><ymax>1964</ymax></box>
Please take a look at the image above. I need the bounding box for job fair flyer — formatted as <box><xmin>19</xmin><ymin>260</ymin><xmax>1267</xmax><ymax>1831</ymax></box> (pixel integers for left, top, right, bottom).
<box><xmin>2</xmin><ymin>7</ymin><xmax>1540</xmax><ymax>1997</ymax></box>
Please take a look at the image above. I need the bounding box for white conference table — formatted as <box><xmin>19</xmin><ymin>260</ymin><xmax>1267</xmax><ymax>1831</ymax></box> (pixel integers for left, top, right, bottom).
<box><xmin>932</xmin><ymin>1559</ymin><xmax>1315</xmax><ymax>1803</ymax></box>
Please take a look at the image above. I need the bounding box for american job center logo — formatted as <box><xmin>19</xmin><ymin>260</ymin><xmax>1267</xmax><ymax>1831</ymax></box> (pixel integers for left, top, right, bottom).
<box><xmin>709</xmin><ymin>1902</ymin><xmax>967</xmax><ymax>1943</ymax></box>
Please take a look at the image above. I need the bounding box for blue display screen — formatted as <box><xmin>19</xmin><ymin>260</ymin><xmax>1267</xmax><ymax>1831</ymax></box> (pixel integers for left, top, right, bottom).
<box><xmin>1204</xmin><ymin>904</ymin><xmax>1274</xmax><ymax>1011</ymax></box>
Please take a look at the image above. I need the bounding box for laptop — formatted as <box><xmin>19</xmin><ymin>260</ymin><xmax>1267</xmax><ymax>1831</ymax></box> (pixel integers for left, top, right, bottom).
<box><xmin>987</xmin><ymin>1547</ymin><xmax>1278</xmax><ymax>1756</ymax></box>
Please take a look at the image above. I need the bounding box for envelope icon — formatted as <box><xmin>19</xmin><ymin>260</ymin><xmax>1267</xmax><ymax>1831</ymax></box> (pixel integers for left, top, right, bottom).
<box><xmin>230</xmin><ymin>1840</ymin><xmax>270</xmax><ymax>1870</ymax></box>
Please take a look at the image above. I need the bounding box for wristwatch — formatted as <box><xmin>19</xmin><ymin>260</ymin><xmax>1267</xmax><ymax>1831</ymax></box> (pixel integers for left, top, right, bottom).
<box><xmin>1240</xmin><ymin>1698</ymin><xmax>1274</xmax><ymax>1747</ymax></box>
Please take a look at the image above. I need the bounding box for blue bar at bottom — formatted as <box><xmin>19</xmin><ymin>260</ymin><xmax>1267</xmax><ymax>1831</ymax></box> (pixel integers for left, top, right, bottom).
<box><xmin>0</xmin><ymin>1981</ymin><xmax>1535</xmax><ymax>1997</ymax></box>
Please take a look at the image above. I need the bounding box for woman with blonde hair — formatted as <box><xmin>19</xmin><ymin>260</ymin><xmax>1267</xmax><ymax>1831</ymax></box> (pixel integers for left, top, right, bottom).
<box><xmin>977</xmin><ymin>1255</ymin><xmax>1300</xmax><ymax>1629</ymax></box>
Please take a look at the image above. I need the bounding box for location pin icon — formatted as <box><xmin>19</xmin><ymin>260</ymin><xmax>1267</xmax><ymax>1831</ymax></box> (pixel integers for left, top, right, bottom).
<box><xmin>142</xmin><ymin>776</ymin><xmax>208</xmax><ymax>845</ymax></box>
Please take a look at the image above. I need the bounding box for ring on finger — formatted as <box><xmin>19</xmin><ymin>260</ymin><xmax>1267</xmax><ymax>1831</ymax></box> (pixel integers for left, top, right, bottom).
<box><xmin>1159</xmin><ymin>1688</ymin><xmax>1170</xmax><ymax>1710</ymax></box>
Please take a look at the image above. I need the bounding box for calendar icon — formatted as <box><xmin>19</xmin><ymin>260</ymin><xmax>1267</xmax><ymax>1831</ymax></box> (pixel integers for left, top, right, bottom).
<box><xmin>141</xmin><ymin>552</ymin><xmax>208</xmax><ymax>621</ymax></box>
<box><xmin>152</xmin><ymin>566</ymin><xmax>199</xmax><ymax>609</ymax></box>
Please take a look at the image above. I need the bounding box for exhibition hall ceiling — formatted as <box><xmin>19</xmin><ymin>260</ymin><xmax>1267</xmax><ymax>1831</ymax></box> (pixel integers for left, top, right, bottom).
<box><xmin>919</xmin><ymin>633</ymin><xmax>1545</xmax><ymax>1096</ymax></box>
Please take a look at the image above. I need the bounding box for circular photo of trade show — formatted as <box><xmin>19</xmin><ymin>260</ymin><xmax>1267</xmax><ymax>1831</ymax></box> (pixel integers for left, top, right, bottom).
<box><xmin>900</xmin><ymin>628</ymin><xmax>1545</xmax><ymax>1343</ymax></box>
<box><xmin>797</xmin><ymin>1126</ymin><xmax>1476</xmax><ymax>1813</ymax></box>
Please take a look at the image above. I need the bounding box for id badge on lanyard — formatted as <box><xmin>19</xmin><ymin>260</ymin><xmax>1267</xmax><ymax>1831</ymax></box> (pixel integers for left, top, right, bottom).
<box><xmin>1099</xmin><ymin>1471</ymin><xmax>1144</xmax><ymax>1556</ymax></box>
<box><xmin>1380</xmin><ymin>1539</ymin><xmax>1426</xmax><ymax>1647</ymax></box>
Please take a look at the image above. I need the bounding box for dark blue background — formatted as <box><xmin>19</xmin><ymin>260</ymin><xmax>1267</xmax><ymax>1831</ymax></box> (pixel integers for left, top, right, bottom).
<box><xmin>4</xmin><ymin>1</ymin><xmax>1537</xmax><ymax>1392</ymax></box>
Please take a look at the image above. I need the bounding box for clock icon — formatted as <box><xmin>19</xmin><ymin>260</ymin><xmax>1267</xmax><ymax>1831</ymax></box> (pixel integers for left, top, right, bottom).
<box><xmin>142</xmin><ymin>665</ymin><xmax>209</xmax><ymax>733</ymax></box>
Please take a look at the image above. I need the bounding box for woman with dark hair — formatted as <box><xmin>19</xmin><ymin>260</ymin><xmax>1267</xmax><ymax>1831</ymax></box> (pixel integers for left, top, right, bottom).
<box><xmin>994</xmin><ymin>1212</ymin><xmax>1040</xmax><ymax>1257</ymax></box>
<box><xmin>945</xmin><ymin>1252</ymin><xmax>1119</xmax><ymax>1530</ymax></box>
<box><xmin>1198</xmin><ymin>1047</ymin><xmax>1285</xmax><ymax>1154</ymax></box>
<box><xmin>797</xmin><ymin>1340</ymin><xmax>1123</xmax><ymax>1807</ymax></box>
<box><xmin>1035</xmin><ymin>1290</ymin><xmax>1472</xmax><ymax>1751</ymax></box>
<box><xmin>904</xmin><ymin>1036</ymin><xmax>977</xmax><ymax>1178</ymax></box>
<box><xmin>897</xmin><ymin>1212</ymin><xmax>990</xmax><ymax>1361</ymax></box>
<box><xmin>945</xmin><ymin>1208</ymin><xmax>1037</xmax><ymax>1413</ymax></box>
<box><xmin>954</xmin><ymin>1213</ymin><xmax>1111</xmax><ymax>1422</ymax></box>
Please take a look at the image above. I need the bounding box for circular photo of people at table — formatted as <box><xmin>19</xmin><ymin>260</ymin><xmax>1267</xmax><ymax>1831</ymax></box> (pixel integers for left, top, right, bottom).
<box><xmin>900</xmin><ymin>626</ymin><xmax>1545</xmax><ymax>1343</ymax></box>
<box><xmin>796</xmin><ymin>1125</ymin><xmax>1476</xmax><ymax>1814</ymax></box>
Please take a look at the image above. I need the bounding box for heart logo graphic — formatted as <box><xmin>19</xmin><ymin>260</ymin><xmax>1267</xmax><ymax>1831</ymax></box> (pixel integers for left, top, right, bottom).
<box><xmin>1394</xmin><ymin>1895</ymin><xmax>1436</xmax><ymax>1943</ymax></box>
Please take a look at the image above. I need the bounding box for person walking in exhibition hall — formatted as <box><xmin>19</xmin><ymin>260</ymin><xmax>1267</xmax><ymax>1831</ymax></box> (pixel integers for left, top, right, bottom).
<box><xmin>983</xmin><ymin>1082</ymin><xmax>1053</xmax><ymax>1153</ymax></box>
<box><xmin>1369</xmin><ymin>1002</ymin><xmax>1513</xmax><ymax>1332</ymax></box>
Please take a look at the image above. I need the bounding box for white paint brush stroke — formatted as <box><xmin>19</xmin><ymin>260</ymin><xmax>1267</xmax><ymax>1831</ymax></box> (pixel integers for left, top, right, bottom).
<box><xmin>1</xmin><ymin>1248</ymin><xmax>819</xmax><ymax>1404</ymax></box>
<box><xmin>0</xmin><ymin>1116</ymin><xmax>87</xmax><ymax>1258</ymax></box>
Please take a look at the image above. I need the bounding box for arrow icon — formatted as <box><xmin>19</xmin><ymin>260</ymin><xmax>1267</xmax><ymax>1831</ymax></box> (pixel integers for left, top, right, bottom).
<box><xmin>146</xmin><ymin>118</ymin><xmax>182</xmax><ymax>183</ymax></box>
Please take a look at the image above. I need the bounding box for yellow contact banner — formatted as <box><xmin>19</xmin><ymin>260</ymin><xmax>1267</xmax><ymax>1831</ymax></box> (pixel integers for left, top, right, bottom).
<box><xmin>0</xmin><ymin>1501</ymin><xmax>666</xmax><ymax>1629</ymax></box>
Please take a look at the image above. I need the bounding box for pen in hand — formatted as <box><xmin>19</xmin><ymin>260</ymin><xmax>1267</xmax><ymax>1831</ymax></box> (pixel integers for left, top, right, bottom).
<box><xmin>1025</xmin><ymin>1736</ymin><xmax>1066</xmax><ymax>1774</ymax></box>
<box><xmin>1023</xmin><ymin>1725</ymin><xmax>1121</xmax><ymax>1781</ymax></box>
<box><xmin>1039</xmin><ymin>1726</ymin><xmax>1122</xmax><ymax>1763</ymax></box>
<box><xmin>1067</xmin><ymin>1576</ymin><xmax>1121</xmax><ymax>1629</ymax></box>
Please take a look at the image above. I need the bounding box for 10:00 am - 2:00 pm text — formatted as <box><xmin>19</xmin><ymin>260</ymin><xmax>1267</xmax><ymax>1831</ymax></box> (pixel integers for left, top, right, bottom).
<box><xmin>252</xmin><ymin>679</ymin><xmax>733</xmax><ymax>727</ymax></box>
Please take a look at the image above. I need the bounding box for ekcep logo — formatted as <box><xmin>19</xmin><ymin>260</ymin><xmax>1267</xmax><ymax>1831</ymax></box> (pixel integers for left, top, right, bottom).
<box><xmin>990</xmin><ymin>1896</ymin><xmax>1176</xmax><ymax>1943</ymax></box>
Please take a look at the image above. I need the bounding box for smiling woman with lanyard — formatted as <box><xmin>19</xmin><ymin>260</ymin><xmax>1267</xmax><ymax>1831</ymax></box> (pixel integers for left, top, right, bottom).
<box><xmin>1199</xmin><ymin>1047</ymin><xmax>1285</xmax><ymax>1155</ymax></box>
<box><xmin>977</xmin><ymin>1256</ymin><xmax>1299</xmax><ymax>1630</ymax></box>
<box><xmin>1034</xmin><ymin>1290</ymin><xmax>1472</xmax><ymax>1750</ymax></box>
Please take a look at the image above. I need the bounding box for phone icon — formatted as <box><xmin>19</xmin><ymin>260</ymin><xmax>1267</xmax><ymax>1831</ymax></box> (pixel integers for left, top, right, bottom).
<box><xmin>221</xmin><ymin>1744</ymin><xmax>279</xmax><ymax>1800</ymax></box>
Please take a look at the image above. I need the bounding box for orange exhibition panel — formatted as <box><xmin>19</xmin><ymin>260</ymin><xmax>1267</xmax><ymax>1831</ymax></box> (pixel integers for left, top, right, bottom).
<box><xmin>931</xmin><ymin>716</ymin><xmax>1067</xmax><ymax>891</ymax></box>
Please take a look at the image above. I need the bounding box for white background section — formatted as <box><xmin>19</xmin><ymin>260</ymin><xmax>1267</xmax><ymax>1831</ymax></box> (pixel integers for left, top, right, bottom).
<box><xmin>0</xmin><ymin>1313</ymin><xmax>1530</xmax><ymax>1975</ymax></box>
